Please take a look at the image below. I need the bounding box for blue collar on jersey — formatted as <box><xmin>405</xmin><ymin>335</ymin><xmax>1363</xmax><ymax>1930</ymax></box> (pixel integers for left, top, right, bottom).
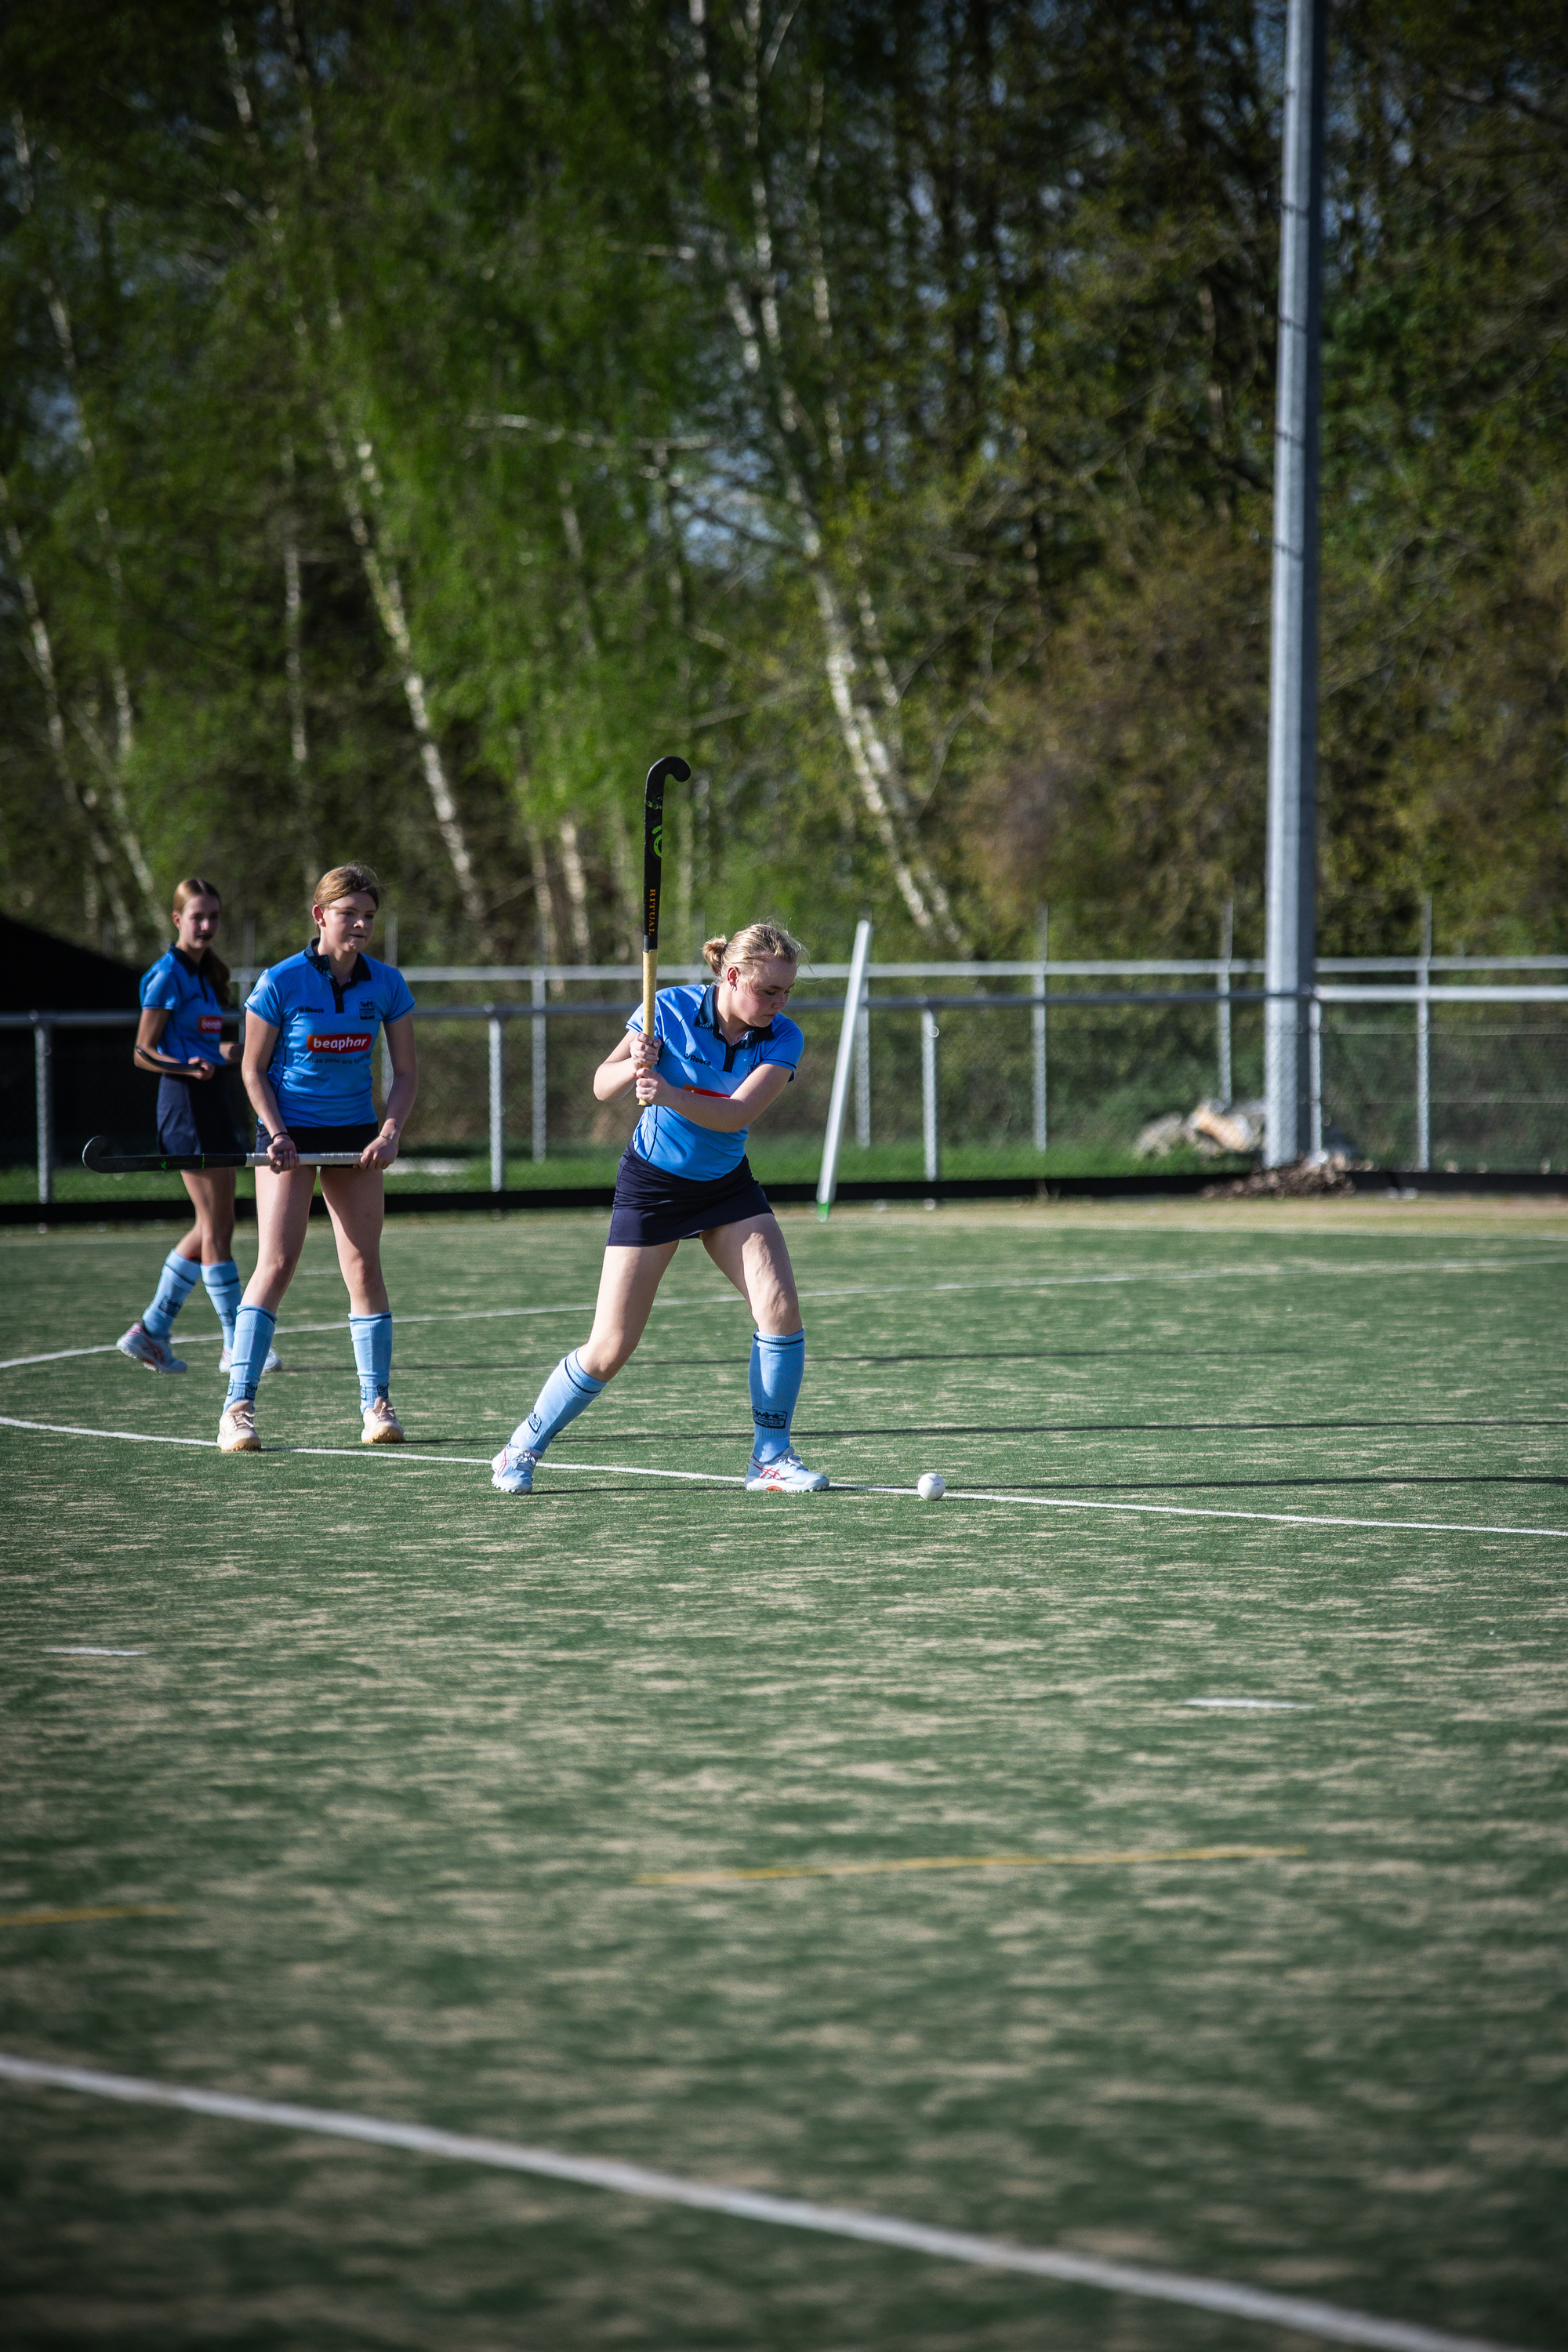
<box><xmin>305</xmin><ymin>940</ymin><xmax>373</xmax><ymax>1014</ymax></box>
<box><xmin>694</xmin><ymin>982</ymin><xmax>775</xmax><ymax>1073</ymax></box>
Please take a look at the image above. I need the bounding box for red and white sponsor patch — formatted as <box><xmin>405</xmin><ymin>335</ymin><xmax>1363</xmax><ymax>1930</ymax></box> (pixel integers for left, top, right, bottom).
<box><xmin>305</xmin><ymin>1031</ymin><xmax>374</xmax><ymax>1055</ymax></box>
<box><xmin>198</xmin><ymin>1014</ymin><xmax>223</xmax><ymax>1037</ymax></box>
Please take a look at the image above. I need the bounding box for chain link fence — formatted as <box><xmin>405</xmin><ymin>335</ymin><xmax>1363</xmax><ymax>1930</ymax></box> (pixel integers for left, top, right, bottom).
<box><xmin>5</xmin><ymin>960</ymin><xmax>1566</xmax><ymax>1206</ymax></box>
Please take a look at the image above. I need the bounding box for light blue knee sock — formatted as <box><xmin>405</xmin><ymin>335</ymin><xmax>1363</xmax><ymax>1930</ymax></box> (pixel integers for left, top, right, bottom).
<box><xmin>201</xmin><ymin>1258</ymin><xmax>243</xmax><ymax>1346</ymax></box>
<box><xmin>512</xmin><ymin>1350</ymin><xmax>604</xmax><ymax>1456</ymax></box>
<box><xmin>224</xmin><ymin>1305</ymin><xmax>276</xmax><ymax>1406</ymax></box>
<box><xmin>349</xmin><ymin>1312</ymin><xmax>394</xmax><ymax>1408</ymax></box>
<box><xmin>143</xmin><ymin>1249</ymin><xmax>201</xmax><ymax>1338</ymax></box>
<box><xmin>750</xmin><ymin>1328</ymin><xmax>805</xmax><ymax>1463</ymax></box>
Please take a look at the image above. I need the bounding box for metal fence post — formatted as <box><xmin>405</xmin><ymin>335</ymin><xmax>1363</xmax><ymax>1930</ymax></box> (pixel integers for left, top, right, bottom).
<box><xmin>921</xmin><ymin>1004</ymin><xmax>940</xmax><ymax>1185</ymax></box>
<box><xmin>488</xmin><ymin>1012</ymin><xmax>504</xmax><ymax>1192</ymax></box>
<box><xmin>1416</xmin><ymin>895</ymin><xmax>1432</xmax><ymax>1171</ymax></box>
<box><xmin>1218</xmin><ymin>900</ymin><xmax>1233</xmax><ymax>1105</ymax></box>
<box><xmin>855</xmin><ymin>996</ymin><xmax>871</xmax><ymax>1149</ymax></box>
<box><xmin>1308</xmin><ymin>993</ymin><xmax>1323</xmax><ymax>1156</ymax></box>
<box><xmin>531</xmin><ymin>969</ymin><xmax>547</xmax><ymax>1160</ymax></box>
<box><xmin>34</xmin><ymin>1018</ymin><xmax>54</xmax><ymax>1207</ymax></box>
<box><xmin>1031</xmin><ymin>904</ymin><xmax>1048</xmax><ymax>1152</ymax></box>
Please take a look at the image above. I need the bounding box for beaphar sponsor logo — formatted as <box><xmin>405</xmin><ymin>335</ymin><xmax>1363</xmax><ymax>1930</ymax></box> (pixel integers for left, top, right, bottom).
<box><xmin>305</xmin><ymin>1031</ymin><xmax>374</xmax><ymax>1055</ymax></box>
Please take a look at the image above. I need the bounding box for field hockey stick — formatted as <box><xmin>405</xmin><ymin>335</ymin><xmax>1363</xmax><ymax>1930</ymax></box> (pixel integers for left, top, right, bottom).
<box><xmin>82</xmin><ymin>1136</ymin><xmax>368</xmax><ymax>1175</ymax></box>
<box><xmin>641</xmin><ymin>753</ymin><xmax>691</xmax><ymax>1040</ymax></box>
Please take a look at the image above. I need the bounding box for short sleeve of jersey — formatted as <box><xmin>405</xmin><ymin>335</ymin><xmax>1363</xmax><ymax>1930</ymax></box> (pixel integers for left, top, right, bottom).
<box><xmin>245</xmin><ymin>968</ymin><xmax>285</xmax><ymax>1026</ymax></box>
<box><xmin>140</xmin><ymin>953</ymin><xmax>180</xmax><ymax>1012</ymax></box>
<box><xmin>380</xmin><ymin>967</ymin><xmax>416</xmax><ymax>1022</ymax></box>
<box><xmin>755</xmin><ymin>1018</ymin><xmax>804</xmax><ymax>1076</ymax></box>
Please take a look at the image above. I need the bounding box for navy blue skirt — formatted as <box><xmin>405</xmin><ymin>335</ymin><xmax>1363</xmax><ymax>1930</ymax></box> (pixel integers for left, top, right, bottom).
<box><xmin>607</xmin><ymin>1145</ymin><xmax>773</xmax><ymax>1247</ymax></box>
<box><xmin>157</xmin><ymin>1074</ymin><xmax>241</xmax><ymax>1156</ymax></box>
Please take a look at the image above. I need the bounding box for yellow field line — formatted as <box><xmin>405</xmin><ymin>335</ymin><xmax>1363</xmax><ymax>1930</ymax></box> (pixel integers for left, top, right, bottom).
<box><xmin>0</xmin><ymin>1904</ymin><xmax>180</xmax><ymax>1928</ymax></box>
<box><xmin>636</xmin><ymin>1843</ymin><xmax>1307</xmax><ymax>1887</ymax></box>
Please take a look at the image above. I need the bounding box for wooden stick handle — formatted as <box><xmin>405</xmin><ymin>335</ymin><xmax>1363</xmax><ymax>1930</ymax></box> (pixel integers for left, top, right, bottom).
<box><xmin>642</xmin><ymin>947</ymin><xmax>658</xmax><ymax>1040</ymax></box>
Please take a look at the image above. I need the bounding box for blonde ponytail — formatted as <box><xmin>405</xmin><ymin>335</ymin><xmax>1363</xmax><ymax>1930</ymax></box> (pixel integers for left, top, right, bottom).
<box><xmin>702</xmin><ymin>920</ymin><xmax>805</xmax><ymax>978</ymax></box>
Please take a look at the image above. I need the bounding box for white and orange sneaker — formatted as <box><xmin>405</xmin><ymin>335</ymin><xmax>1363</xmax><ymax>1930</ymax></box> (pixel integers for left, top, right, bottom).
<box><xmin>218</xmin><ymin>1399</ymin><xmax>260</xmax><ymax>1452</ymax></box>
<box><xmin>744</xmin><ymin>1448</ymin><xmax>828</xmax><ymax>1493</ymax></box>
<box><xmin>361</xmin><ymin>1397</ymin><xmax>405</xmax><ymax>1445</ymax></box>
<box><xmin>117</xmin><ymin>1321</ymin><xmax>187</xmax><ymax>1374</ymax></box>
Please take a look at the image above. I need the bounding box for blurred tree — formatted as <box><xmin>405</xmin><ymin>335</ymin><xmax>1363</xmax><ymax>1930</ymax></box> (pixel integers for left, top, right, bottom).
<box><xmin>0</xmin><ymin>0</ymin><xmax>1562</xmax><ymax>977</ymax></box>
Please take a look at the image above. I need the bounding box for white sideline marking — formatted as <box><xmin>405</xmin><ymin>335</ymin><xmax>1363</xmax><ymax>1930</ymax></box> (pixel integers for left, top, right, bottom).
<box><xmin>0</xmin><ymin>1342</ymin><xmax>123</xmax><ymax>1370</ymax></box>
<box><xmin>2</xmin><ymin>1250</ymin><xmax>1560</xmax><ymax>1374</ymax></box>
<box><xmin>923</xmin><ymin>1485</ymin><xmax>1568</xmax><ymax>1541</ymax></box>
<box><xmin>0</xmin><ymin>2053</ymin><xmax>1526</xmax><ymax>2352</ymax></box>
<box><xmin>1185</xmin><ymin>1698</ymin><xmax>1306</xmax><ymax>1711</ymax></box>
<box><xmin>42</xmin><ymin>1646</ymin><xmax>147</xmax><ymax>1657</ymax></box>
<box><xmin>2</xmin><ymin>1416</ymin><xmax>1565</xmax><ymax>1542</ymax></box>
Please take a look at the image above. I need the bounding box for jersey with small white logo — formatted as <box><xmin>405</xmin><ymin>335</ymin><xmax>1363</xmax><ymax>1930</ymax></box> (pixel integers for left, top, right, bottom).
<box><xmin>140</xmin><ymin>947</ymin><xmax>228</xmax><ymax>1071</ymax></box>
<box><xmin>626</xmin><ymin>982</ymin><xmax>801</xmax><ymax>1181</ymax></box>
<box><xmin>245</xmin><ymin>946</ymin><xmax>416</xmax><ymax>1128</ymax></box>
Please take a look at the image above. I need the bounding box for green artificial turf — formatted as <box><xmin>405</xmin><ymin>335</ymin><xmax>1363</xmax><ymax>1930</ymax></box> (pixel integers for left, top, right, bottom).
<box><xmin>0</xmin><ymin>1202</ymin><xmax>1565</xmax><ymax>2350</ymax></box>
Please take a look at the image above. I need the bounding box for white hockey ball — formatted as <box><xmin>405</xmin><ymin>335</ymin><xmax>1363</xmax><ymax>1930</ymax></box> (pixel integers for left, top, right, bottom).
<box><xmin>916</xmin><ymin>1472</ymin><xmax>946</xmax><ymax>1501</ymax></box>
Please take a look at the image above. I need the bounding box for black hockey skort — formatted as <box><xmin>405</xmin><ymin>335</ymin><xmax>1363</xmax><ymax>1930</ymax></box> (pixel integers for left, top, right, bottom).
<box><xmin>157</xmin><ymin>1073</ymin><xmax>241</xmax><ymax>1156</ymax></box>
<box><xmin>606</xmin><ymin>1145</ymin><xmax>773</xmax><ymax>1247</ymax></box>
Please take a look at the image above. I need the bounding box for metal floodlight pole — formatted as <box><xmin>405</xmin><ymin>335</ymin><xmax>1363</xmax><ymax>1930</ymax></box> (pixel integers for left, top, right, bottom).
<box><xmin>1263</xmin><ymin>0</ymin><xmax>1327</xmax><ymax>1166</ymax></box>
<box><xmin>816</xmin><ymin>918</ymin><xmax>873</xmax><ymax>1220</ymax></box>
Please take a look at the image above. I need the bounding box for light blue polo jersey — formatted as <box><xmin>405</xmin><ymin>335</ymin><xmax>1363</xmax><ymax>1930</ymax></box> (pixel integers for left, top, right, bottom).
<box><xmin>627</xmin><ymin>982</ymin><xmax>802</xmax><ymax>1181</ymax></box>
<box><xmin>245</xmin><ymin>946</ymin><xmax>415</xmax><ymax>1128</ymax></box>
<box><xmin>140</xmin><ymin>946</ymin><xmax>228</xmax><ymax>1068</ymax></box>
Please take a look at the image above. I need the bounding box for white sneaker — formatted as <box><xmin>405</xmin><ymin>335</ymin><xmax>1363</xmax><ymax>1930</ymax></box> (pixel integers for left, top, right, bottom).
<box><xmin>745</xmin><ymin>1448</ymin><xmax>829</xmax><ymax>1493</ymax></box>
<box><xmin>361</xmin><ymin>1397</ymin><xmax>405</xmax><ymax>1445</ymax></box>
<box><xmin>218</xmin><ymin>1399</ymin><xmax>260</xmax><ymax>1452</ymax></box>
<box><xmin>117</xmin><ymin>1322</ymin><xmax>187</xmax><ymax>1374</ymax></box>
<box><xmin>491</xmin><ymin>1444</ymin><xmax>538</xmax><ymax>1494</ymax></box>
<box><xmin>220</xmin><ymin>1344</ymin><xmax>283</xmax><ymax>1374</ymax></box>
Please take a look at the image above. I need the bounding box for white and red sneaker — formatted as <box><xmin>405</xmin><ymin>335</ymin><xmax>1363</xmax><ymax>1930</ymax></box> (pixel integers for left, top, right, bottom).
<box><xmin>117</xmin><ymin>1321</ymin><xmax>187</xmax><ymax>1374</ymax></box>
<box><xmin>744</xmin><ymin>1448</ymin><xmax>828</xmax><ymax>1493</ymax></box>
<box><xmin>219</xmin><ymin>1342</ymin><xmax>283</xmax><ymax>1374</ymax></box>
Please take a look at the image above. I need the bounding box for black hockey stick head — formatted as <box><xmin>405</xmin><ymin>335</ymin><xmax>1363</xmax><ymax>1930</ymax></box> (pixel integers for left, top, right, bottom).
<box><xmin>642</xmin><ymin>753</ymin><xmax>691</xmax><ymax>952</ymax></box>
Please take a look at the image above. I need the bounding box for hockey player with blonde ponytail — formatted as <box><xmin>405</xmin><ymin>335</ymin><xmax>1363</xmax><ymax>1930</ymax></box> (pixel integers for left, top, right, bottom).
<box><xmin>492</xmin><ymin>920</ymin><xmax>829</xmax><ymax>1495</ymax></box>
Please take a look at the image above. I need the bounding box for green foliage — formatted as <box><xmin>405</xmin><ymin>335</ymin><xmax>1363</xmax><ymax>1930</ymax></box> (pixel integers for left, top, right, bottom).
<box><xmin>0</xmin><ymin>1</ymin><xmax>1563</xmax><ymax>976</ymax></box>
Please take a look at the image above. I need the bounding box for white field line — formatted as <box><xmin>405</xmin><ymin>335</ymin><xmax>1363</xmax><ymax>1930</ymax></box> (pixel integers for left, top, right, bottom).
<box><xmin>0</xmin><ymin>2054</ymin><xmax>1526</xmax><ymax>2352</ymax></box>
<box><xmin>1185</xmin><ymin>1698</ymin><xmax>1307</xmax><ymax>1711</ymax></box>
<box><xmin>42</xmin><ymin>1646</ymin><xmax>147</xmax><ymax>1657</ymax></box>
<box><xmin>2</xmin><ymin>1416</ymin><xmax>1565</xmax><ymax>1541</ymax></box>
<box><xmin>2</xmin><ymin>1250</ymin><xmax>1563</xmax><ymax>1374</ymax></box>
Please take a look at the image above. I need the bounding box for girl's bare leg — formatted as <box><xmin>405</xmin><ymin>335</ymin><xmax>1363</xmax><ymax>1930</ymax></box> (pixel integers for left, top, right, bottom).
<box><xmin>242</xmin><ymin>1165</ymin><xmax>318</xmax><ymax>1313</ymax></box>
<box><xmin>702</xmin><ymin>1215</ymin><xmax>802</xmax><ymax>1335</ymax></box>
<box><xmin>178</xmin><ymin>1167</ymin><xmax>237</xmax><ymax>1262</ymax></box>
<box><xmin>576</xmin><ymin>1242</ymin><xmax>680</xmax><ymax>1381</ymax></box>
<box><xmin>319</xmin><ymin>1166</ymin><xmax>390</xmax><ymax>1315</ymax></box>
